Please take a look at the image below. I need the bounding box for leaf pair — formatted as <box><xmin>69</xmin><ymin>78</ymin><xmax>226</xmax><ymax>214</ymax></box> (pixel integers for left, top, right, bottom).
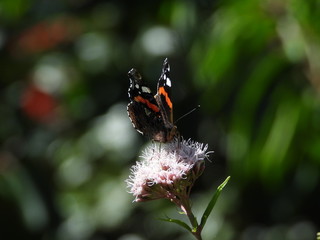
<box><xmin>160</xmin><ymin>176</ymin><xmax>231</xmax><ymax>239</ymax></box>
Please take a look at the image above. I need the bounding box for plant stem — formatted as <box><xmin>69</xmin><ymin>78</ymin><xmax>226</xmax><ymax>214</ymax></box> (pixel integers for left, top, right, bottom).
<box><xmin>180</xmin><ymin>198</ymin><xmax>202</xmax><ymax>240</ymax></box>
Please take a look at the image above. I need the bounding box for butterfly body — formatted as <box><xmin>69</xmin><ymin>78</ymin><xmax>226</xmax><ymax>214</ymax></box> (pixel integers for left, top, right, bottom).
<box><xmin>127</xmin><ymin>58</ymin><xmax>178</xmax><ymax>143</ymax></box>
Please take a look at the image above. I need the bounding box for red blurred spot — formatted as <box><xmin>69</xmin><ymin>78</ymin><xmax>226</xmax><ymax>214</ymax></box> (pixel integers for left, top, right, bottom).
<box><xmin>21</xmin><ymin>85</ymin><xmax>58</xmax><ymax>122</ymax></box>
<box><xmin>12</xmin><ymin>16</ymin><xmax>81</xmax><ymax>55</ymax></box>
<box><xmin>17</xmin><ymin>23</ymin><xmax>66</xmax><ymax>53</ymax></box>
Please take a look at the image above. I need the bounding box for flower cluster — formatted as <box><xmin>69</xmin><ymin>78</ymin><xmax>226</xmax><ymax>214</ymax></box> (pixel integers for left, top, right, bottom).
<box><xmin>126</xmin><ymin>138</ymin><xmax>209</xmax><ymax>204</ymax></box>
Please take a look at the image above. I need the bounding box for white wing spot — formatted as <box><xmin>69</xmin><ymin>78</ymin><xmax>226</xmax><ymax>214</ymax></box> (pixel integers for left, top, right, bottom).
<box><xmin>135</xmin><ymin>83</ymin><xmax>140</xmax><ymax>89</ymax></box>
<box><xmin>142</xmin><ymin>86</ymin><xmax>151</xmax><ymax>93</ymax></box>
<box><xmin>166</xmin><ymin>77</ymin><xmax>171</xmax><ymax>87</ymax></box>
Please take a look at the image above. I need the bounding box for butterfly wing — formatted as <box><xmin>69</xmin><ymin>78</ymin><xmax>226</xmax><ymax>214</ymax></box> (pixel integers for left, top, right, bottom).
<box><xmin>155</xmin><ymin>58</ymin><xmax>174</xmax><ymax>125</ymax></box>
<box><xmin>127</xmin><ymin>68</ymin><xmax>168</xmax><ymax>141</ymax></box>
<box><xmin>155</xmin><ymin>58</ymin><xmax>178</xmax><ymax>141</ymax></box>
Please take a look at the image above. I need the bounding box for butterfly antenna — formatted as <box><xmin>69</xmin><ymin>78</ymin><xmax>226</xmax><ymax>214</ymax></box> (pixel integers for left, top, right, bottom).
<box><xmin>174</xmin><ymin>105</ymin><xmax>200</xmax><ymax>124</ymax></box>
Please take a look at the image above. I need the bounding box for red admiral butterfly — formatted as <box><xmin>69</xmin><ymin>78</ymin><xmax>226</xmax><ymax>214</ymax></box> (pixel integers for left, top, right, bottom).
<box><xmin>127</xmin><ymin>58</ymin><xmax>178</xmax><ymax>143</ymax></box>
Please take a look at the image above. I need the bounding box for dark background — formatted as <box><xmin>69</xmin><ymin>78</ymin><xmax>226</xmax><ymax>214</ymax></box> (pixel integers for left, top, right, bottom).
<box><xmin>0</xmin><ymin>0</ymin><xmax>319</xmax><ymax>239</ymax></box>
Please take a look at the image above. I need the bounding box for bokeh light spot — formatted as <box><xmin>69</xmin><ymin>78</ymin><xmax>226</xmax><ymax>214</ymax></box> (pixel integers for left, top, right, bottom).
<box><xmin>140</xmin><ymin>26</ymin><xmax>176</xmax><ymax>56</ymax></box>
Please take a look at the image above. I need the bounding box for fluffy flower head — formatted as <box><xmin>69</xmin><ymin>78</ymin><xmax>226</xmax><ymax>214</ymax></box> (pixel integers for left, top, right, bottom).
<box><xmin>126</xmin><ymin>139</ymin><xmax>210</xmax><ymax>202</ymax></box>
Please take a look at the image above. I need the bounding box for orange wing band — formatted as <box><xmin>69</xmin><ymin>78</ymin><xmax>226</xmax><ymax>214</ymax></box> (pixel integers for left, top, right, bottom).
<box><xmin>134</xmin><ymin>96</ymin><xmax>160</xmax><ymax>112</ymax></box>
<box><xmin>158</xmin><ymin>86</ymin><xmax>173</xmax><ymax>109</ymax></box>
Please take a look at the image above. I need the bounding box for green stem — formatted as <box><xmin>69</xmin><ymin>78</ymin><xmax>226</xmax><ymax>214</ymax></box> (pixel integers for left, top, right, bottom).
<box><xmin>180</xmin><ymin>199</ymin><xmax>202</xmax><ymax>240</ymax></box>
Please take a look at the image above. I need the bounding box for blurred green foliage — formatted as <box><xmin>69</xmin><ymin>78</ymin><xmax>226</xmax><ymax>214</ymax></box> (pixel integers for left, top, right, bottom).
<box><xmin>0</xmin><ymin>0</ymin><xmax>319</xmax><ymax>239</ymax></box>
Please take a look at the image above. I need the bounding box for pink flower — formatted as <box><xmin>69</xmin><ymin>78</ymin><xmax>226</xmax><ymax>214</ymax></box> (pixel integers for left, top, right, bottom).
<box><xmin>126</xmin><ymin>139</ymin><xmax>210</xmax><ymax>203</ymax></box>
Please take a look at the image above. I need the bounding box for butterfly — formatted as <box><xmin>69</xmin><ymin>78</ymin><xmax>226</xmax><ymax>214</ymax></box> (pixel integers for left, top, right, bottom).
<box><xmin>127</xmin><ymin>58</ymin><xmax>178</xmax><ymax>143</ymax></box>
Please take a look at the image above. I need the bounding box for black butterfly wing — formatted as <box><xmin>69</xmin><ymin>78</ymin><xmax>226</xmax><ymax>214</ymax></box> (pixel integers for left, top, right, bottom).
<box><xmin>127</xmin><ymin>68</ymin><xmax>169</xmax><ymax>142</ymax></box>
<box><xmin>155</xmin><ymin>58</ymin><xmax>174</xmax><ymax>126</ymax></box>
<box><xmin>155</xmin><ymin>58</ymin><xmax>178</xmax><ymax>141</ymax></box>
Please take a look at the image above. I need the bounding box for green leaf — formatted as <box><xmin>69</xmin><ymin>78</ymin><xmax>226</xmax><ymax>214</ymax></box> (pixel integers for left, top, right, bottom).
<box><xmin>159</xmin><ymin>216</ymin><xmax>192</xmax><ymax>232</ymax></box>
<box><xmin>199</xmin><ymin>176</ymin><xmax>230</xmax><ymax>228</ymax></box>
